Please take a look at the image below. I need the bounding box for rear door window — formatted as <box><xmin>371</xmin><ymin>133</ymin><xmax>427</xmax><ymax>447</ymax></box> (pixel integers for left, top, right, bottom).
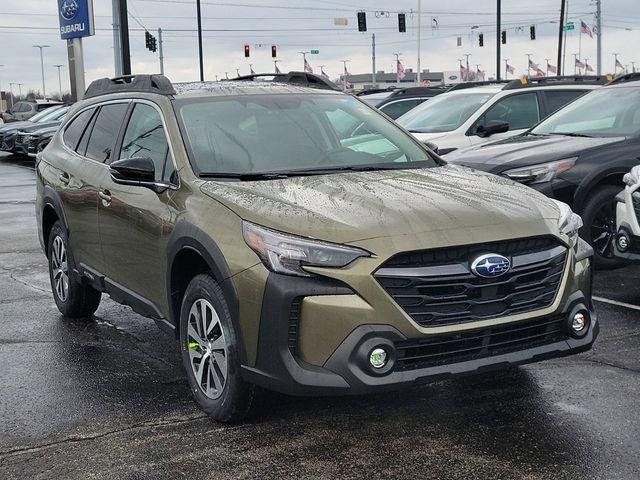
<box><xmin>84</xmin><ymin>103</ymin><xmax>129</xmax><ymax>162</ymax></box>
<box><xmin>478</xmin><ymin>93</ymin><xmax>540</xmax><ymax>131</ymax></box>
<box><xmin>63</xmin><ymin>108</ymin><xmax>96</xmax><ymax>151</ymax></box>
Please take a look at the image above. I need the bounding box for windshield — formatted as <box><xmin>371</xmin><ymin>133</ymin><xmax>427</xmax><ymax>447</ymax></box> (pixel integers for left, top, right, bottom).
<box><xmin>31</xmin><ymin>106</ymin><xmax>63</xmax><ymax>123</ymax></box>
<box><xmin>397</xmin><ymin>91</ymin><xmax>494</xmax><ymax>133</ymax></box>
<box><xmin>360</xmin><ymin>93</ymin><xmax>391</xmax><ymax>107</ymax></box>
<box><xmin>532</xmin><ymin>87</ymin><xmax>640</xmax><ymax>137</ymax></box>
<box><xmin>176</xmin><ymin>93</ymin><xmax>436</xmax><ymax>177</ymax></box>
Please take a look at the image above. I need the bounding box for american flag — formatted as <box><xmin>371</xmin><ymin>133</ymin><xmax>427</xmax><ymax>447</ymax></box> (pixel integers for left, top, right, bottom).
<box><xmin>476</xmin><ymin>68</ymin><xmax>485</xmax><ymax>81</ymax></box>
<box><xmin>575</xmin><ymin>57</ymin><xmax>586</xmax><ymax>69</ymax></box>
<box><xmin>547</xmin><ymin>62</ymin><xmax>557</xmax><ymax>74</ymax></box>
<box><xmin>616</xmin><ymin>58</ymin><xmax>624</xmax><ymax>70</ymax></box>
<box><xmin>460</xmin><ymin>63</ymin><xmax>470</xmax><ymax>81</ymax></box>
<box><xmin>320</xmin><ymin>67</ymin><xmax>330</xmax><ymax>80</ymax></box>
<box><xmin>580</xmin><ymin>20</ymin><xmax>593</xmax><ymax>38</ymax></box>
<box><xmin>397</xmin><ymin>60</ymin><xmax>406</xmax><ymax>81</ymax></box>
<box><xmin>249</xmin><ymin>65</ymin><xmax>256</xmax><ymax>75</ymax></box>
<box><xmin>585</xmin><ymin>62</ymin><xmax>594</xmax><ymax>72</ymax></box>
<box><xmin>304</xmin><ymin>59</ymin><xmax>313</xmax><ymax>74</ymax></box>
<box><xmin>275</xmin><ymin>63</ymin><xmax>281</xmax><ymax>74</ymax></box>
<box><xmin>506</xmin><ymin>63</ymin><xmax>515</xmax><ymax>75</ymax></box>
<box><xmin>529</xmin><ymin>59</ymin><xmax>545</xmax><ymax>76</ymax></box>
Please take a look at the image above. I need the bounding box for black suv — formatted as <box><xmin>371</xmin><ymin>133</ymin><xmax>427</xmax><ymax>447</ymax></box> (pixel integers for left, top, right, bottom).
<box><xmin>447</xmin><ymin>73</ymin><xmax>640</xmax><ymax>267</ymax></box>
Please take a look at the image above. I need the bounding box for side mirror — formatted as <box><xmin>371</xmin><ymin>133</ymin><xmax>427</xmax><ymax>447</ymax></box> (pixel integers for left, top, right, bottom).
<box><xmin>476</xmin><ymin>120</ymin><xmax>510</xmax><ymax>138</ymax></box>
<box><xmin>110</xmin><ymin>157</ymin><xmax>160</xmax><ymax>190</ymax></box>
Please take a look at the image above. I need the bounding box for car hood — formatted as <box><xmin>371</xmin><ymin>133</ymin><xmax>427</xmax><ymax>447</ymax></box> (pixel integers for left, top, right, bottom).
<box><xmin>447</xmin><ymin>134</ymin><xmax>627</xmax><ymax>172</ymax></box>
<box><xmin>200</xmin><ymin>165</ymin><xmax>560</xmax><ymax>244</ymax></box>
<box><xmin>406</xmin><ymin>131</ymin><xmax>450</xmax><ymax>143</ymax></box>
<box><xmin>17</xmin><ymin>121</ymin><xmax>61</xmax><ymax>133</ymax></box>
<box><xmin>21</xmin><ymin>125</ymin><xmax>59</xmax><ymax>135</ymax></box>
<box><xmin>0</xmin><ymin>121</ymin><xmax>33</xmax><ymax>133</ymax></box>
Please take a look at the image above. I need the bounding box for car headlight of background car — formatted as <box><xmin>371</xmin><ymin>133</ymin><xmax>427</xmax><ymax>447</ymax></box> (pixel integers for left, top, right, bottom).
<box><xmin>243</xmin><ymin>221</ymin><xmax>370</xmax><ymax>277</ymax></box>
<box><xmin>503</xmin><ymin>158</ymin><xmax>577</xmax><ymax>184</ymax></box>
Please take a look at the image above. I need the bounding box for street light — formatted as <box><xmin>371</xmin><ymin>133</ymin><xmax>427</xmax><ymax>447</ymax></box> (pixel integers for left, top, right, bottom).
<box><xmin>53</xmin><ymin>64</ymin><xmax>64</xmax><ymax>100</ymax></box>
<box><xmin>33</xmin><ymin>45</ymin><xmax>51</xmax><ymax>98</ymax></box>
<box><xmin>0</xmin><ymin>64</ymin><xmax>4</xmax><ymax>115</ymax></box>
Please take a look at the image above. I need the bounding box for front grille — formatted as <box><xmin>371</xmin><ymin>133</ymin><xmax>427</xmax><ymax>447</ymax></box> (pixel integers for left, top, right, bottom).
<box><xmin>15</xmin><ymin>133</ymin><xmax>27</xmax><ymax>146</ymax></box>
<box><xmin>287</xmin><ymin>298</ymin><xmax>303</xmax><ymax>355</ymax></box>
<box><xmin>375</xmin><ymin>236</ymin><xmax>567</xmax><ymax>327</ymax></box>
<box><xmin>395</xmin><ymin>315</ymin><xmax>568</xmax><ymax>371</ymax></box>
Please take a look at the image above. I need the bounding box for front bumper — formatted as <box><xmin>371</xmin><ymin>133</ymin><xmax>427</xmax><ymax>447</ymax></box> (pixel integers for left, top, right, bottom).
<box><xmin>241</xmin><ymin>253</ymin><xmax>596</xmax><ymax>396</ymax></box>
<box><xmin>614</xmin><ymin>186</ymin><xmax>640</xmax><ymax>262</ymax></box>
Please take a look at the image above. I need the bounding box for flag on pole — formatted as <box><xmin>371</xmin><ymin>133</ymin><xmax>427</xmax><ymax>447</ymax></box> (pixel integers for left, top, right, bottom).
<box><xmin>476</xmin><ymin>68</ymin><xmax>485</xmax><ymax>81</ymax></box>
<box><xmin>506</xmin><ymin>63</ymin><xmax>515</xmax><ymax>75</ymax></box>
<box><xmin>397</xmin><ymin>60</ymin><xmax>406</xmax><ymax>81</ymax></box>
<box><xmin>585</xmin><ymin>62</ymin><xmax>594</xmax><ymax>72</ymax></box>
<box><xmin>304</xmin><ymin>59</ymin><xmax>313</xmax><ymax>74</ymax></box>
<box><xmin>580</xmin><ymin>20</ymin><xmax>593</xmax><ymax>38</ymax></box>
<box><xmin>616</xmin><ymin>58</ymin><xmax>624</xmax><ymax>70</ymax></box>
<box><xmin>528</xmin><ymin>59</ymin><xmax>545</xmax><ymax>76</ymax></box>
<box><xmin>575</xmin><ymin>57</ymin><xmax>586</xmax><ymax>69</ymax></box>
<box><xmin>250</xmin><ymin>65</ymin><xmax>256</xmax><ymax>75</ymax></box>
<box><xmin>460</xmin><ymin>63</ymin><xmax>470</xmax><ymax>81</ymax></box>
<box><xmin>547</xmin><ymin>62</ymin><xmax>557</xmax><ymax>74</ymax></box>
<box><xmin>320</xmin><ymin>67</ymin><xmax>329</xmax><ymax>80</ymax></box>
<box><xmin>275</xmin><ymin>63</ymin><xmax>281</xmax><ymax>74</ymax></box>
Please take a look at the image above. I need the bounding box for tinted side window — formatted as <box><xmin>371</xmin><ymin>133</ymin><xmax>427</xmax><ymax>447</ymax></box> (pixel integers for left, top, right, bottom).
<box><xmin>380</xmin><ymin>99</ymin><xmax>425</xmax><ymax>120</ymax></box>
<box><xmin>85</xmin><ymin>103</ymin><xmax>129</xmax><ymax>162</ymax></box>
<box><xmin>119</xmin><ymin>103</ymin><xmax>174</xmax><ymax>182</ymax></box>
<box><xmin>544</xmin><ymin>90</ymin><xmax>585</xmax><ymax>116</ymax></box>
<box><xmin>481</xmin><ymin>93</ymin><xmax>540</xmax><ymax>131</ymax></box>
<box><xmin>63</xmin><ymin>108</ymin><xmax>96</xmax><ymax>151</ymax></box>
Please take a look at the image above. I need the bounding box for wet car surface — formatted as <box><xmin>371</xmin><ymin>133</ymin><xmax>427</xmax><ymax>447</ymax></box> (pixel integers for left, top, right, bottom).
<box><xmin>0</xmin><ymin>152</ymin><xmax>639</xmax><ymax>479</ymax></box>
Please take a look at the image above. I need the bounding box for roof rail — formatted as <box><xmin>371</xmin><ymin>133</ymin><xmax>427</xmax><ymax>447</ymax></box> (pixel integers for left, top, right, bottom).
<box><xmin>606</xmin><ymin>72</ymin><xmax>640</xmax><ymax>85</ymax></box>
<box><xmin>84</xmin><ymin>74</ymin><xmax>176</xmax><ymax>98</ymax></box>
<box><xmin>446</xmin><ymin>80</ymin><xmax>511</xmax><ymax>92</ymax></box>
<box><xmin>227</xmin><ymin>71</ymin><xmax>340</xmax><ymax>91</ymax></box>
<box><xmin>502</xmin><ymin>75</ymin><xmax>611</xmax><ymax>90</ymax></box>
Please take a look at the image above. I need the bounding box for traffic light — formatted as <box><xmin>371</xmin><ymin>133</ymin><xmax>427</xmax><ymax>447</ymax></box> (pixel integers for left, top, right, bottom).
<box><xmin>478</xmin><ymin>33</ymin><xmax>484</xmax><ymax>47</ymax></box>
<box><xmin>398</xmin><ymin>13</ymin><xmax>406</xmax><ymax>33</ymax></box>
<box><xmin>150</xmin><ymin>36</ymin><xmax>157</xmax><ymax>52</ymax></box>
<box><xmin>357</xmin><ymin>11</ymin><xmax>367</xmax><ymax>32</ymax></box>
<box><xmin>501</xmin><ymin>30</ymin><xmax>507</xmax><ymax>44</ymax></box>
<box><xmin>530</xmin><ymin>25</ymin><xmax>536</xmax><ymax>40</ymax></box>
<box><xmin>244</xmin><ymin>44</ymin><xmax>250</xmax><ymax>58</ymax></box>
<box><xmin>271</xmin><ymin>45</ymin><xmax>277</xmax><ymax>58</ymax></box>
<box><xmin>145</xmin><ymin>31</ymin><xmax>157</xmax><ymax>52</ymax></box>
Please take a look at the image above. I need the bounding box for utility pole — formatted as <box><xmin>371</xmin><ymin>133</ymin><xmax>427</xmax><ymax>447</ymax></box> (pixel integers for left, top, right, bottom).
<box><xmin>562</xmin><ymin>0</ymin><xmax>569</xmax><ymax>76</ymax></box>
<box><xmin>118</xmin><ymin>0</ymin><xmax>131</xmax><ymax>75</ymax></box>
<box><xmin>196</xmin><ymin>0</ymin><xmax>204</xmax><ymax>81</ymax></box>
<box><xmin>416</xmin><ymin>0</ymin><xmax>422</xmax><ymax>85</ymax></box>
<box><xmin>112</xmin><ymin>0</ymin><xmax>122</xmax><ymax>76</ymax></box>
<box><xmin>33</xmin><ymin>45</ymin><xmax>50</xmax><ymax>98</ymax></box>
<box><xmin>158</xmin><ymin>28</ymin><xmax>164</xmax><ymax>75</ymax></box>
<box><xmin>596</xmin><ymin>0</ymin><xmax>602</xmax><ymax>75</ymax></box>
<box><xmin>558</xmin><ymin>0</ymin><xmax>566</xmax><ymax>76</ymax></box>
<box><xmin>53</xmin><ymin>64</ymin><xmax>64</xmax><ymax>100</ymax></box>
<box><xmin>496</xmin><ymin>0</ymin><xmax>501</xmax><ymax>81</ymax></box>
<box><xmin>371</xmin><ymin>33</ymin><xmax>376</xmax><ymax>85</ymax></box>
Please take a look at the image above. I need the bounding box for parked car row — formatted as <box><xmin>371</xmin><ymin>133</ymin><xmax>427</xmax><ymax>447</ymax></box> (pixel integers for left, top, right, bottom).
<box><xmin>1</xmin><ymin>99</ymin><xmax>64</xmax><ymax>123</ymax></box>
<box><xmin>0</xmin><ymin>105</ymin><xmax>69</xmax><ymax>157</ymax></box>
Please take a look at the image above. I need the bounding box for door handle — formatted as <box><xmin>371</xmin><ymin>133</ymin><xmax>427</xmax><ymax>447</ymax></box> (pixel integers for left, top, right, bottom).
<box><xmin>59</xmin><ymin>172</ymin><xmax>70</xmax><ymax>184</ymax></box>
<box><xmin>99</xmin><ymin>189</ymin><xmax>112</xmax><ymax>204</ymax></box>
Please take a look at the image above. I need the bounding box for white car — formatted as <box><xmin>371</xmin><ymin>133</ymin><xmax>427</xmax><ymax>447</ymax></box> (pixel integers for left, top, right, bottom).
<box><xmin>614</xmin><ymin>165</ymin><xmax>640</xmax><ymax>261</ymax></box>
<box><xmin>397</xmin><ymin>78</ymin><xmax>606</xmax><ymax>155</ymax></box>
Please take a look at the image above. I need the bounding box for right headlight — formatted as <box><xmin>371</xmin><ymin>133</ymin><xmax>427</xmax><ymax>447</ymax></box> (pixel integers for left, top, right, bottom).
<box><xmin>503</xmin><ymin>158</ymin><xmax>577</xmax><ymax>184</ymax></box>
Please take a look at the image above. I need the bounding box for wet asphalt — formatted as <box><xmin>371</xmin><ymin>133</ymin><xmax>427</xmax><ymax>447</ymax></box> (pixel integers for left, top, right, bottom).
<box><xmin>0</xmin><ymin>152</ymin><xmax>638</xmax><ymax>479</ymax></box>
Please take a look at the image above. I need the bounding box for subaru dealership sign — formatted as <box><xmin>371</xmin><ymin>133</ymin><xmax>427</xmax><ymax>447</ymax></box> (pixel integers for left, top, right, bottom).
<box><xmin>58</xmin><ymin>0</ymin><xmax>95</xmax><ymax>40</ymax></box>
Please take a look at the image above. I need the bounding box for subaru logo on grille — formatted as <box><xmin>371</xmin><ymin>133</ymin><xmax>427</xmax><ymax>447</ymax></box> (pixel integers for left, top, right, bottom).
<box><xmin>471</xmin><ymin>253</ymin><xmax>511</xmax><ymax>278</ymax></box>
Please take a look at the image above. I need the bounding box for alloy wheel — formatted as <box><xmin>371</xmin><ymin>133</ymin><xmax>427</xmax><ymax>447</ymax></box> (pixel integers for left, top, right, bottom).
<box><xmin>590</xmin><ymin>199</ymin><xmax>617</xmax><ymax>258</ymax></box>
<box><xmin>187</xmin><ymin>298</ymin><xmax>228</xmax><ymax>399</ymax></box>
<box><xmin>51</xmin><ymin>236</ymin><xmax>69</xmax><ymax>302</ymax></box>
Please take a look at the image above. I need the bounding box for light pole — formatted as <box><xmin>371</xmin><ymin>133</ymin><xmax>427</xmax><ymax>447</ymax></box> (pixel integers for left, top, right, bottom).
<box><xmin>17</xmin><ymin>83</ymin><xmax>23</xmax><ymax>97</ymax></box>
<box><xmin>9</xmin><ymin>83</ymin><xmax>16</xmax><ymax>109</ymax></box>
<box><xmin>0</xmin><ymin>64</ymin><xmax>4</xmax><ymax>115</ymax></box>
<box><xmin>299</xmin><ymin>51</ymin><xmax>310</xmax><ymax>71</ymax></box>
<box><xmin>53</xmin><ymin>64</ymin><xmax>64</xmax><ymax>100</ymax></box>
<box><xmin>33</xmin><ymin>45</ymin><xmax>50</xmax><ymax>98</ymax></box>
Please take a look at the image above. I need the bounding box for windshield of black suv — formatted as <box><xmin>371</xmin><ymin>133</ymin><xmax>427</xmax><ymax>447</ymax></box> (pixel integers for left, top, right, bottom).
<box><xmin>532</xmin><ymin>86</ymin><xmax>640</xmax><ymax>137</ymax></box>
<box><xmin>397</xmin><ymin>91</ymin><xmax>494</xmax><ymax>133</ymax></box>
<box><xmin>176</xmin><ymin>93</ymin><xmax>437</xmax><ymax>177</ymax></box>
<box><xmin>31</xmin><ymin>106</ymin><xmax>63</xmax><ymax>123</ymax></box>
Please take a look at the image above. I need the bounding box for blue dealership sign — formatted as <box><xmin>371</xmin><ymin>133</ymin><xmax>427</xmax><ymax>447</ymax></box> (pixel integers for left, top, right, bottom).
<box><xmin>58</xmin><ymin>0</ymin><xmax>95</xmax><ymax>40</ymax></box>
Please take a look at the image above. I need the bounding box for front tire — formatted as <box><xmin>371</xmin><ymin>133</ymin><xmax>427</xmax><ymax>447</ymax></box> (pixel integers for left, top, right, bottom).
<box><xmin>579</xmin><ymin>185</ymin><xmax>623</xmax><ymax>269</ymax></box>
<box><xmin>47</xmin><ymin>221</ymin><xmax>101</xmax><ymax>318</ymax></box>
<box><xmin>179</xmin><ymin>274</ymin><xmax>256</xmax><ymax>422</ymax></box>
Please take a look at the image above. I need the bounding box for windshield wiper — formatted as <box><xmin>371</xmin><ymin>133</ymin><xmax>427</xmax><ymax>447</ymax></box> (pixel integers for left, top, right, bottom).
<box><xmin>549</xmin><ymin>132</ymin><xmax>594</xmax><ymax>138</ymax></box>
<box><xmin>199</xmin><ymin>172</ymin><xmax>292</xmax><ymax>180</ymax></box>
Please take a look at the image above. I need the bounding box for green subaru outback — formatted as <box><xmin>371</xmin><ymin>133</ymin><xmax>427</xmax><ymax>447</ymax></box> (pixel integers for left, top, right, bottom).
<box><xmin>36</xmin><ymin>75</ymin><xmax>597</xmax><ymax>421</ymax></box>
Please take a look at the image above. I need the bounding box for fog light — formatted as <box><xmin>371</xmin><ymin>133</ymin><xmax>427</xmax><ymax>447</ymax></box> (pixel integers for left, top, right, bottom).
<box><xmin>618</xmin><ymin>233</ymin><xmax>629</xmax><ymax>251</ymax></box>
<box><xmin>369</xmin><ymin>348</ymin><xmax>388</xmax><ymax>369</ymax></box>
<box><xmin>572</xmin><ymin>312</ymin><xmax>586</xmax><ymax>332</ymax></box>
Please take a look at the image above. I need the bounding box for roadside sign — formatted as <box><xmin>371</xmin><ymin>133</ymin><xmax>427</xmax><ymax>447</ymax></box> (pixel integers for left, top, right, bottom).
<box><xmin>310</xmin><ymin>50</ymin><xmax>320</xmax><ymax>55</ymax></box>
<box><xmin>58</xmin><ymin>0</ymin><xmax>95</xmax><ymax>40</ymax></box>
<box><xmin>563</xmin><ymin>23</ymin><xmax>575</xmax><ymax>31</ymax></box>
<box><xmin>334</xmin><ymin>18</ymin><xmax>348</xmax><ymax>26</ymax></box>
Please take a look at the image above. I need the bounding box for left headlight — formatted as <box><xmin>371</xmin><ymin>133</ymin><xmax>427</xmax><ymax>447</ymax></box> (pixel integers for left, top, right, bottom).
<box><xmin>503</xmin><ymin>158</ymin><xmax>577</xmax><ymax>184</ymax></box>
<box><xmin>553</xmin><ymin>200</ymin><xmax>583</xmax><ymax>245</ymax></box>
<box><xmin>243</xmin><ymin>221</ymin><xmax>370</xmax><ymax>277</ymax></box>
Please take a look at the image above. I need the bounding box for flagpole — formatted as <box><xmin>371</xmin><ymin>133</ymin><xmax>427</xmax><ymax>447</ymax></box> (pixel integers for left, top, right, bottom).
<box><xmin>572</xmin><ymin>53</ymin><xmax>579</xmax><ymax>75</ymax></box>
<box><xmin>545</xmin><ymin>58</ymin><xmax>550</xmax><ymax>77</ymax></box>
<box><xmin>613</xmin><ymin>53</ymin><xmax>619</xmax><ymax>75</ymax></box>
<box><xmin>504</xmin><ymin>58</ymin><xmax>509</xmax><ymax>79</ymax></box>
<box><xmin>578</xmin><ymin>27</ymin><xmax>582</xmax><ymax>75</ymax></box>
<box><xmin>273</xmin><ymin>60</ymin><xmax>280</xmax><ymax>74</ymax></box>
<box><xmin>393</xmin><ymin>53</ymin><xmax>402</xmax><ymax>85</ymax></box>
<box><xmin>299</xmin><ymin>51</ymin><xmax>310</xmax><ymax>71</ymax></box>
<box><xmin>526</xmin><ymin>53</ymin><xmax>532</xmax><ymax>77</ymax></box>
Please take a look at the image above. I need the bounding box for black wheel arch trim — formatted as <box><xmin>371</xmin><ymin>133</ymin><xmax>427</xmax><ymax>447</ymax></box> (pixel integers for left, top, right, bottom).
<box><xmin>166</xmin><ymin>220</ymin><xmax>244</xmax><ymax>360</ymax></box>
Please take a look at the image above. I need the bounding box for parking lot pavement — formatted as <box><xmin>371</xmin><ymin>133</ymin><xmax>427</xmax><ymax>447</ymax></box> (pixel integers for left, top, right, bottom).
<box><xmin>0</xmin><ymin>152</ymin><xmax>639</xmax><ymax>479</ymax></box>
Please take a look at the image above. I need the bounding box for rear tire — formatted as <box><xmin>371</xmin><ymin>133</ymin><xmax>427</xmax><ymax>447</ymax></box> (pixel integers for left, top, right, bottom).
<box><xmin>179</xmin><ymin>273</ymin><xmax>257</xmax><ymax>422</ymax></box>
<box><xmin>47</xmin><ymin>221</ymin><xmax>102</xmax><ymax>318</ymax></box>
<box><xmin>579</xmin><ymin>185</ymin><xmax>623</xmax><ymax>269</ymax></box>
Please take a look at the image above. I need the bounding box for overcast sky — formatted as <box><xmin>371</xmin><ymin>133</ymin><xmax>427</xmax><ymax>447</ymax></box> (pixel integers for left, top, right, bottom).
<box><xmin>1</xmin><ymin>0</ymin><xmax>639</xmax><ymax>95</ymax></box>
